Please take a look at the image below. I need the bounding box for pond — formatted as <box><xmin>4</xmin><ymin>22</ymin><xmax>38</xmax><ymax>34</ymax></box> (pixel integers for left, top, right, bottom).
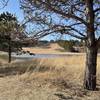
<box><xmin>11</xmin><ymin>53</ymin><xmax>66</xmax><ymax>59</ymax></box>
<box><xmin>11</xmin><ymin>52</ymin><xmax>84</xmax><ymax>59</ymax></box>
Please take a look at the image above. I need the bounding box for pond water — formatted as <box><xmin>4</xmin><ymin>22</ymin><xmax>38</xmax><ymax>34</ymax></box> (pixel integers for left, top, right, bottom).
<box><xmin>11</xmin><ymin>53</ymin><xmax>68</xmax><ymax>59</ymax></box>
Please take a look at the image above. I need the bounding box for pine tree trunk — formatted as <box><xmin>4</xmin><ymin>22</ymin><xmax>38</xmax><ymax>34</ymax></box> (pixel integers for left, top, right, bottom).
<box><xmin>8</xmin><ymin>37</ymin><xmax>11</xmax><ymax>63</ymax></box>
<box><xmin>84</xmin><ymin>46</ymin><xmax>97</xmax><ymax>90</ymax></box>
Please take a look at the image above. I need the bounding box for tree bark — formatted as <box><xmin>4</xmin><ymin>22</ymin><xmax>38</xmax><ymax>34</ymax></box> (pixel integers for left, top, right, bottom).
<box><xmin>83</xmin><ymin>0</ymin><xmax>98</xmax><ymax>90</ymax></box>
<box><xmin>8</xmin><ymin>36</ymin><xmax>11</xmax><ymax>63</ymax></box>
<box><xmin>84</xmin><ymin>45</ymin><xmax>98</xmax><ymax>90</ymax></box>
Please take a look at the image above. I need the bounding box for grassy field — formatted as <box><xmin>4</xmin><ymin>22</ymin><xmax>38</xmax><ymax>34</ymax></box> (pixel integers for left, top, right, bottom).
<box><xmin>0</xmin><ymin>53</ymin><xmax>100</xmax><ymax>100</ymax></box>
<box><xmin>23</xmin><ymin>43</ymin><xmax>65</xmax><ymax>54</ymax></box>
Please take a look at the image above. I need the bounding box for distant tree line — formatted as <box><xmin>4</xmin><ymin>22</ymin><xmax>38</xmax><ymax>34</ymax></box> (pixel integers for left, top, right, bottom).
<box><xmin>57</xmin><ymin>40</ymin><xmax>84</xmax><ymax>52</ymax></box>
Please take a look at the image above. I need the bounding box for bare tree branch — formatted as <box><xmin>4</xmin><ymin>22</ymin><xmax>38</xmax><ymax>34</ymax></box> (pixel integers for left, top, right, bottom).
<box><xmin>0</xmin><ymin>0</ymin><xmax>9</xmax><ymax>9</ymax></box>
<box><xmin>94</xmin><ymin>8</ymin><xmax>100</xmax><ymax>13</ymax></box>
<box><xmin>37</xmin><ymin>0</ymin><xmax>87</xmax><ymax>26</ymax></box>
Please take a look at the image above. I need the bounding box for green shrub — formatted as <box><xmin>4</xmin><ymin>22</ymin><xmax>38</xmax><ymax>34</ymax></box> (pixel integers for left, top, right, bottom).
<box><xmin>57</xmin><ymin>40</ymin><xmax>75</xmax><ymax>52</ymax></box>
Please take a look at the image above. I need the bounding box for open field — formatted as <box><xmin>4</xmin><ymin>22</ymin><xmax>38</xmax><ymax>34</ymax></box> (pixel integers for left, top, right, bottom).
<box><xmin>0</xmin><ymin>53</ymin><xmax>100</xmax><ymax>100</ymax></box>
<box><xmin>23</xmin><ymin>43</ymin><xmax>66</xmax><ymax>54</ymax></box>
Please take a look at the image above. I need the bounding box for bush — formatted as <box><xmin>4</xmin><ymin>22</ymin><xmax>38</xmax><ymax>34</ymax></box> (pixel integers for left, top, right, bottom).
<box><xmin>57</xmin><ymin>40</ymin><xmax>75</xmax><ymax>52</ymax></box>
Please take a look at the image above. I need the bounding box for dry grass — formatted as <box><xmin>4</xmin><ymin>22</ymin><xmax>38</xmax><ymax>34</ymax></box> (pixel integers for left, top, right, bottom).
<box><xmin>0</xmin><ymin>54</ymin><xmax>100</xmax><ymax>100</ymax></box>
<box><xmin>23</xmin><ymin>43</ymin><xmax>65</xmax><ymax>54</ymax></box>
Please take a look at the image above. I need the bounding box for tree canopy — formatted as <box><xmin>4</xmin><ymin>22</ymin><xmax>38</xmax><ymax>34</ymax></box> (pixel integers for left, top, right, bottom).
<box><xmin>20</xmin><ymin>0</ymin><xmax>100</xmax><ymax>40</ymax></box>
<box><xmin>0</xmin><ymin>12</ymin><xmax>25</xmax><ymax>41</ymax></box>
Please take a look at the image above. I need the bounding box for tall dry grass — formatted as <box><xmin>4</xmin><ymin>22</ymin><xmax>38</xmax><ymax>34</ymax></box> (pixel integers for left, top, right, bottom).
<box><xmin>0</xmin><ymin>55</ymin><xmax>100</xmax><ymax>100</ymax></box>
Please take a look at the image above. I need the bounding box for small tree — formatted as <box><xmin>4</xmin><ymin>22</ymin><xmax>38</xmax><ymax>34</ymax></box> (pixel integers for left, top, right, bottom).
<box><xmin>0</xmin><ymin>12</ymin><xmax>24</xmax><ymax>63</ymax></box>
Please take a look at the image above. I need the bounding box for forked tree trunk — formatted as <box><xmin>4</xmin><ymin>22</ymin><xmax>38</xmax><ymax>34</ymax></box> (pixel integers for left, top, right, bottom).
<box><xmin>84</xmin><ymin>45</ymin><xmax>98</xmax><ymax>90</ymax></box>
